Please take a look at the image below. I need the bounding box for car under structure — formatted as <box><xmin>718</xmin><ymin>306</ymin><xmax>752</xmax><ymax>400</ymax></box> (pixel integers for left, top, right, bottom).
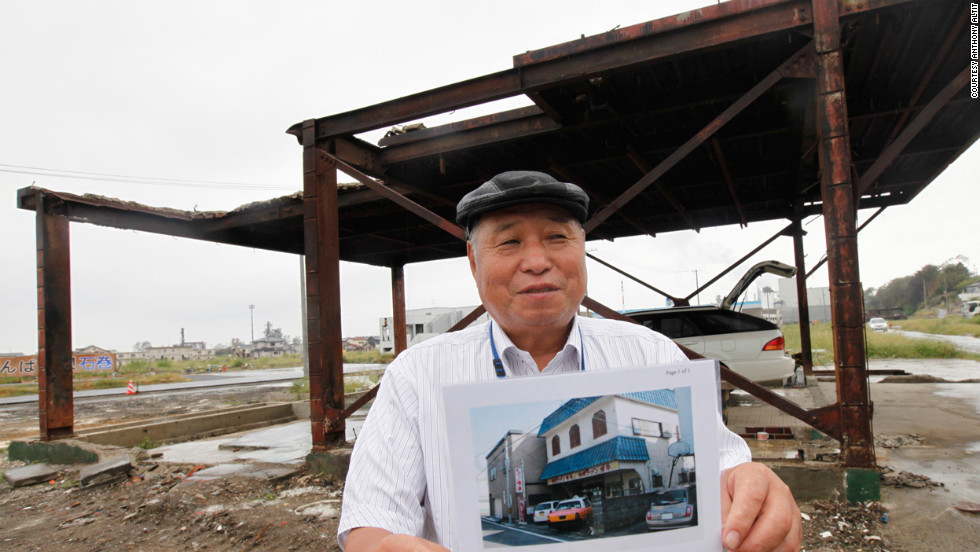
<box><xmin>16</xmin><ymin>0</ymin><xmax>979</xmax><ymax>500</ymax></box>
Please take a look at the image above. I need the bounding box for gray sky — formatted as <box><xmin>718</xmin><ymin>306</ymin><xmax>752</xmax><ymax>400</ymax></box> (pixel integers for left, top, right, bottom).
<box><xmin>2</xmin><ymin>1</ymin><xmax>978</xmax><ymax>354</ymax></box>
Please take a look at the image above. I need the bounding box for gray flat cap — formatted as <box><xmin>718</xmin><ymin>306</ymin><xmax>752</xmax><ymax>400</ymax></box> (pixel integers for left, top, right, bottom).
<box><xmin>455</xmin><ymin>171</ymin><xmax>589</xmax><ymax>230</ymax></box>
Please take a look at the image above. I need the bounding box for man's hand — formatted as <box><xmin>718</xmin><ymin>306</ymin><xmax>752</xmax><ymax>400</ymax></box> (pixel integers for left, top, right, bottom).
<box><xmin>345</xmin><ymin>527</ymin><xmax>451</xmax><ymax>552</ymax></box>
<box><xmin>720</xmin><ymin>462</ymin><xmax>801</xmax><ymax>551</ymax></box>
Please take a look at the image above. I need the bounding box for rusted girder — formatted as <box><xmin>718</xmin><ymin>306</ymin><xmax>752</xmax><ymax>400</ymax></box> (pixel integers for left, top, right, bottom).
<box><xmin>624</xmin><ymin>146</ymin><xmax>700</xmax><ymax>233</ymax></box>
<box><xmin>392</xmin><ymin>264</ymin><xmax>408</xmax><ymax>355</ymax></box>
<box><xmin>448</xmin><ymin>305</ymin><xmax>488</xmax><ymax>333</ymax></box>
<box><xmin>324</xmin><ymin>152</ymin><xmax>466</xmax><ymax>241</ymax></box>
<box><xmin>813</xmin><ymin>0</ymin><xmax>874</xmax><ymax>469</ymax></box>
<box><xmin>709</xmin><ymin>137</ymin><xmax>748</xmax><ymax>227</ymax></box>
<box><xmin>34</xmin><ymin>192</ymin><xmax>74</xmax><ymax>440</ymax></box>
<box><xmin>584</xmin><ymin>44</ymin><xmax>812</xmax><ymax>234</ymax></box>
<box><xmin>585</xmin><ymin>253</ymin><xmax>686</xmax><ymax>306</ymax></box>
<box><xmin>288</xmin><ymin>0</ymin><xmax>914</xmax><ymax>142</ymax></box>
<box><xmin>303</xmin><ymin>126</ymin><xmax>346</xmax><ymax>451</ymax></box>
<box><xmin>684</xmin><ymin>222</ymin><xmax>793</xmax><ymax>302</ymax></box>
<box><xmin>858</xmin><ymin>68</ymin><xmax>971</xmax><ymax>195</ymax></box>
<box><xmin>791</xmin><ymin>211</ymin><xmax>814</xmax><ymax>375</ymax></box>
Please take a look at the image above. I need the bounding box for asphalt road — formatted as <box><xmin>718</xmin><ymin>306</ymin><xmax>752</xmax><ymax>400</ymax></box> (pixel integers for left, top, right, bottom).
<box><xmin>480</xmin><ymin>519</ymin><xmax>572</xmax><ymax>547</ymax></box>
<box><xmin>0</xmin><ymin>364</ymin><xmax>385</xmax><ymax>406</ymax></box>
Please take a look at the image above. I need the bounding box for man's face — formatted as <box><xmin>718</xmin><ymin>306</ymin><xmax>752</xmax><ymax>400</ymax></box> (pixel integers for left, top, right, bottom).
<box><xmin>467</xmin><ymin>203</ymin><xmax>587</xmax><ymax>337</ymax></box>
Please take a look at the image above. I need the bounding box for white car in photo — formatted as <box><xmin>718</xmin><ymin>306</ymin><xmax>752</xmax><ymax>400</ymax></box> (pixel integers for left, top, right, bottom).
<box><xmin>532</xmin><ymin>501</ymin><xmax>560</xmax><ymax>524</ymax></box>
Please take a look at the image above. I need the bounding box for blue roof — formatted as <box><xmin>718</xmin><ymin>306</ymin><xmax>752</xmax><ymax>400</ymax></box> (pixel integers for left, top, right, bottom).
<box><xmin>540</xmin><ymin>436</ymin><xmax>650</xmax><ymax>481</ymax></box>
<box><xmin>537</xmin><ymin>390</ymin><xmax>677</xmax><ymax>436</ymax></box>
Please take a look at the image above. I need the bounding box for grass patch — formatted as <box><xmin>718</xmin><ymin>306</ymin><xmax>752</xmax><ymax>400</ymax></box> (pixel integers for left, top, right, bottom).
<box><xmin>0</xmin><ymin>384</ymin><xmax>42</xmax><ymax>398</ymax></box>
<box><xmin>892</xmin><ymin>317</ymin><xmax>980</xmax><ymax>338</ymax></box>
<box><xmin>137</xmin><ymin>436</ymin><xmax>159</xmax><ymax>450</ymax></box>
<box><xmin>0</xmin><ymin>373</ymin><xmax>191</xmax><ymax>397</ymax></box>
<box><xmin>343</xmin><ymin>350</ymin><xmax>395</xmax><ymax>364</ymax></box>
<box><xmin>782</xmin><ymin>323</ymin><xmax>980</xmax><ymax>362</ymax></box>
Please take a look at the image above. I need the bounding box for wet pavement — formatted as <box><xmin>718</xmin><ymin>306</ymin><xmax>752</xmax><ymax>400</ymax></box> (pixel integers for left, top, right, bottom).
<box><xmin>892</xmin><ymin>329</ymin><xmax>980</xmax><ymax>354</ymax></box>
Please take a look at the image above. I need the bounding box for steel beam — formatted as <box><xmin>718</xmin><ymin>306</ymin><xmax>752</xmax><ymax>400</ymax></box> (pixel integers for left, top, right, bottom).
<box><xmin>791</xmin><ymin>212</ymin><xmax>814</xmax><ymax>375</ymax></box>
<box><xmin>710</xmin><ymin>137</ymin><xmax>748</xmax><ymax>227</ymax></box>
<box><xmin>858</xmin><ymin>67</ymin><xmax>971</xmax><ymax>195</ymax></box>
<box><xmin>812</xmin><ymin>0</ymin><xmax>874</xmax><ymax>468</ymax></box>
<box><xmin>391</xmin><ymin>264</ymin><xmax>408</xmax><ymax>355</ymax></box>
<box><xmin>448</xmin><ymin>305</ymin><xmax>487</xmax><ymax>333</ymax></box>
<box><xmin>325</xmin><ymin>152</ymin><xmax>466</xmax><ymax>241</ymax></box>
<box><xmin>684</xmin><ymin>223</ymin><xmax>793</xmax><ymax>302</ymax></box>
<box><xmin>624</xmin><ymin>147</ymin><xmax>700</xmax><ymax>232</ymax></box>
<box><xmin>586</xmin><ymin>253</ymin><xmax>686</xmax><ymax>306</ymax></box>
<box><xmin>584</xmin><ymin>44</ymin><xmax>812</xmax><ymax>234</ymax></box>
<box><xmin>35</xmin><ymin>193</ymin><xmax>74</xmax><ymax>440</ymax></box>
<box><xmin>303</xmin><ymin>123</ymin><xmax>346</xmax><ymax>451</ymax></box>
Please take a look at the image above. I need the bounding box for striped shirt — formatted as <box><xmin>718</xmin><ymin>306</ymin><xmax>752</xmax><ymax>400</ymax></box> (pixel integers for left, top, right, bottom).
<box><xmin>338</xmin><ymin>315</ymin><xmax>751</xmax><ymax>549</ymax></box>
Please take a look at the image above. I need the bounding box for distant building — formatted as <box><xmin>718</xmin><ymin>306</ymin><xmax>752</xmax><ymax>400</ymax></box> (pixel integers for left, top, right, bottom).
<box><xmin>777</xmin><ymin>280</ymin><xmax>832</xmax><ymax>324</ymax></box>
<box><xmin>251</xmin><ymin>323</ymin><xmax>287</xmax><ymax>358</ymax></box>
<box><xmin>378</xmin><ymin>307</ymin><xmax>489</xmax><ymax>353</ymax></box>
<box><xmin>343</xmin><ymin>336</ymin><xmax>379</xmax><ymax>352</ymax></box>
<box><xmin>958</xmin><ymin>283</ymin><xmax>980</xmax><ymax>302</ymax></box>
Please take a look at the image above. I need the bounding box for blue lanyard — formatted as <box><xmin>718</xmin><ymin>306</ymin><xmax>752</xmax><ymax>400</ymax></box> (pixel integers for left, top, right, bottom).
<box><xmin>489</xmin><ymin>322</ymin><xmax>585</xmax><ymax>378</ymax></box>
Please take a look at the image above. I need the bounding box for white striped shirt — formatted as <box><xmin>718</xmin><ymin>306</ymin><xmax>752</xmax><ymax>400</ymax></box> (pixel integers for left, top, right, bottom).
<box><xmin>338</xmin><ymin>315</ymin><xmax>751</xmax><ymax>549</ymax></box>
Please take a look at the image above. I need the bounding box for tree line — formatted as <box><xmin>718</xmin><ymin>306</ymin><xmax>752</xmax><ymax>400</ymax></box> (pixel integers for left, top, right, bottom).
<box><xmin>864</xmin><ymin>256</ymin><xmax>978</xmax><ymax>316</ymax></box>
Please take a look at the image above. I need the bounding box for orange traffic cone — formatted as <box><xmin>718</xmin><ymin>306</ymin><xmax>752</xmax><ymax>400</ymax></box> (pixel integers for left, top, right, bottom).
<box><xmin>126</xmin><ymin>380</ymin><xmax>136</xmax><ymax>395</ymax></box>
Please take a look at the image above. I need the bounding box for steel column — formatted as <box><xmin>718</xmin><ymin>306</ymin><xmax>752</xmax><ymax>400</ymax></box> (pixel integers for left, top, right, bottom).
<box><xmin>391</xmin><ymin>264</ymin><xmax>408</xmax><ymax>355</ymax></box>
<box><xmin>812</xmin><ymin>0</ymin><xmax>874</xmax><ymax>468</ymax></box>
<box><xmin>35</xmin><ymin>194</ymin><xmax>74</xmax><ymax>440</ymax></box>
<box><xmin>792</xmin><ymin>213</ymin><xmax>814</xmax><ymax>375</ymax></box>
<box><xmin>303</xmin><ymin>121</ymin><xmax>346</xmax><ymax>451</ymax></box>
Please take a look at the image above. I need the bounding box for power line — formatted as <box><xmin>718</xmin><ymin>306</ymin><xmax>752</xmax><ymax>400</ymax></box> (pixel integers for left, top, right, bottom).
<box><xmin>0</xmin><ymin>163</ymin><xmax>292</xmax><ymax>191</ymax></box>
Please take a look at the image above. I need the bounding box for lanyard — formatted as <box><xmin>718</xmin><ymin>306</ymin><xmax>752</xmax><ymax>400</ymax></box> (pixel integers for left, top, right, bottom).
<box><xmin>489</xmin><ymin>321</ymin><xmax>585</xmax><ymax>378</ymax></box>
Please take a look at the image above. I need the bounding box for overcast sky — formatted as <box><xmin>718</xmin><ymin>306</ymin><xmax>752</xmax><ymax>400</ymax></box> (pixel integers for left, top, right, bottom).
<box><xmin>2</xmin><ymin>1</ymin><xmax>978</xmax><ymax>354</ymax></box>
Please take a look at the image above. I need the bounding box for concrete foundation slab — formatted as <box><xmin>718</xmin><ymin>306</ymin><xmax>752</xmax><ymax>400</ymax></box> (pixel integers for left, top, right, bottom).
<box><xmin>306</xmin><ymin>449</ymin><xmax>352</xmax><ymax>479</ymax></box>
<box><xmin>79</xmin><ymin>455</ymin><xmax>132</xmax><ymax>486</ymax></box>
<box><xmin>3</xmin><ymin>463</ymin><xmax>58</xmax><ymax>487</ymax></box>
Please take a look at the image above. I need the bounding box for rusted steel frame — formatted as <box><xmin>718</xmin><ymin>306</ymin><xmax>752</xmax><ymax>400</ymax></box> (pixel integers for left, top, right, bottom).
<box><xmin>17</xmin><ymin>187</ymin><xmax>305</xmax><ymax>255</ymax></box>
<box><xmin>546</xmin><ymin>160</ymin><xmax>661</xmax><ymax>239</ymax></box>
<box><xmin>35</xmin><ymin>193</ymin><xmax>74</xmax><ymax>440</ymax></box>
<box><xmin>379</xmin><ymin>112</ymin><xmax>561</xmax><ymax>165</ymax></box>
<box><xmin>585</xmin><ymin>253</ymin><xmax>685</xmax><ymax>306</ymax></box>
<box><xmin>857</xmin><ymin>67</ymin><xmax>971</xmax><ymax>195</ymax></box>
<box><xmin>584</xmin><ymin>44</ymin><xmax>812</xmax><ymax>234</ymax></box>
<box><xmin>684</xmin><ymin>222</ymin><xmax>793</xmax><ymax>302</ymax></box>
<box><xmin>343</xmin><ymin>386</ymin><xmax>379</xmax><ymax>418</ymax></box>
<box><xmin>335</xmin><ymin>139</ymin><xmax>457</xmax><ymax>209</ymax></box>
<box><xmin>448</xmin><ymin>305</ymin><xmax>488</xmax><ymax>333</ymax></box>
<box><xmin>813</xmin><ymin>0</ymin><xmax>874</xmax><ymax>468</ymax></box>
<box><xmin>709</xmin><ymin>138</ymin><xmax>748</xmax><ymax>227</ymax></box>
<box><xmin>792</xmin><ymin>211</ymin><xmax>814</xmax><ymax>375</ymax></box>
<box><xmin>582</xmin><ymin>296</ymin><xmax>843</xmax><ymax>438</ymax></box>
<box><xmin>323</xmin><ymin>152</ymin><xmax>466</xmax><ymax>241</ymax></box>
<box><xmin>884</xmin><ymin>12</ymin><xmax>967</xmax><ymax>147</ymax></box>
<box><xmin>378</xmin><ymin>106</ymin><xmax>546</xmax><ymax>147</ymax></box>
<box><xmin>289</xmin><ymin>0</ymin><xmax>913</xmax><ymax>143</ymax></box>
<box><xmin>625</xmin><ymin>147</ymin><xmax>699</xmax><ymax>232</ymax></box>
<box><xmin>804</xmin><ymin>207</ymin><xmax>885</xmax><ymax>279</ymax></box>
<box><xmin>303</xmin><ymin>123</ymin><xmax>346</xmax><ymax>451</ymax></box>
<box><xmin>391</xmin><ymin>264</ymin><xmax>408</xmax><ymax>355</ymax></box>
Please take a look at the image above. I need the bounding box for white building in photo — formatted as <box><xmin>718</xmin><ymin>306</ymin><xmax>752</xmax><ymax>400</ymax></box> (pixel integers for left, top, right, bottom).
<box><xmin>537</xmin><ymin>390</ymin><xmax>694</xmax><ymax>500</ymax></box>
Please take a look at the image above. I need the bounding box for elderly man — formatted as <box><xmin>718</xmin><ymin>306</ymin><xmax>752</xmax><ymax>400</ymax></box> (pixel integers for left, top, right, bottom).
<box><xmin>340</xmin><ymin>171</ymin><xmax>801</xmax><ymax>552</ymax></box>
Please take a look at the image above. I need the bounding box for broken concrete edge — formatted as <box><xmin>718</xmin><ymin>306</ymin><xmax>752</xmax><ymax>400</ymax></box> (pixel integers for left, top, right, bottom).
<box><xmin>3</xmin><ymin>463</ymin><xmax>59</xmax><ymax>488</ymax></box>
<box><xmin>8</xmin><ymin>440</ymin><xmax>100</xmax><ymax>465</ymax></box>
<box><xmin>306</xmin><ymin>448</ymin><xmax>353</xmax><ymax>479</ymax></box>
<box><xmin>79</xmin><ymin>455</ymin><xmax>133</xmax><ymax>486</ymax></box>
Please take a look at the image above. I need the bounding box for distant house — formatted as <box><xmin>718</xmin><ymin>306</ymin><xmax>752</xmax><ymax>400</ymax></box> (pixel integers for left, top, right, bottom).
<box><xmin>251</xmin><ymin>324</ymin><xmax>287</xmax><ymax>358</ymax></box>
<box><xmin>378</xmin><ymin>307</ymin><xmax>489</xmax><ymax>353</ymax></box>
<box><xmin>74</xmin><ymin>345</ymin><xmax>114</xmax><ymax>355</ymax></box>
<box><xmin>343</xmin><ymin>336</ymin><xmax>380</xmax><ymax>352</ymax></box>
<box><xmin>537</xmin><ymin>390</ymin><xmax>694</xmax><ymax>500</ymax></box>
<box><xmin>959</xmin><ymin>283</ymin><xmax>980</xmax><ymax>302</ymax></box>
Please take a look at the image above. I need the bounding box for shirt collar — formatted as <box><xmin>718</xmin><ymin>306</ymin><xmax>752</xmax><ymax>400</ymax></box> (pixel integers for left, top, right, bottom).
<box><xmin>489</xmin><ymin>315</ymin><xmax>583</xmax><ymax>374</ymax></box>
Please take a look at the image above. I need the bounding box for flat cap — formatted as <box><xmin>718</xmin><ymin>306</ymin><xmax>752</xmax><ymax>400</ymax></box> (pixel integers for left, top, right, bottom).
<box><xmin>455</xmin><ymin>170</ymin><xmax>589</xmax><ymax>230</ymax></box>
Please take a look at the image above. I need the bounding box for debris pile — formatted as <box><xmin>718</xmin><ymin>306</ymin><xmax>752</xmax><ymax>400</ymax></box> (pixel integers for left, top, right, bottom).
<box><xmin>879</xmin><ymin>466</ymin><xmax>944</xmax><ymax>489</ymax></box>
<box><xmin>874</xmin><ymin>434</ymin><xmax>923</xmax><ymax>449</ymax></box>
<box><xmin>800</xmin><ymin>500</ymin><xmax>895</xmax><ymax>552</ymax></box>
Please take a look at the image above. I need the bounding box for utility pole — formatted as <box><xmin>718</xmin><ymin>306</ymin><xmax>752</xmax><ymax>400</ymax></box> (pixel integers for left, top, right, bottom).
<box><xmin>249</xmin><ymin>304</ymin><xmax>255</xmax><ymax>342</ymax></box>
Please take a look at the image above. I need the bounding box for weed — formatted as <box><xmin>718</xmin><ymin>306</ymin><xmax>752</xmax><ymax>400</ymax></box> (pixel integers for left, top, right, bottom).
<box><xmin>137</xmin><ymin>436</ymin><xmax>159</xmax><ymax>450</ymax></box>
